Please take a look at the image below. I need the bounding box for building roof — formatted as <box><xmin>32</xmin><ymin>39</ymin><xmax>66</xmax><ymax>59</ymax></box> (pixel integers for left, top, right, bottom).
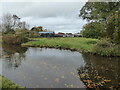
<box><xmin>38</xmin><ymin>32</ymin><xmax>54</xmax><ymax>34</ymax></box>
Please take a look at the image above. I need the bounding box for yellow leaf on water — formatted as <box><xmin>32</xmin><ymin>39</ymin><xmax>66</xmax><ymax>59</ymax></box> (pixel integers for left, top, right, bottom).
<box><xmin>80</xmin><ymin>74</ymin><xmax>85</xmax><ymax>78</ymax></box>
<box><xmin>41</xmin><ymin>75</ymin><xmax>44</xmax><ymax>77</ymax></box>
<box><xmin>70</xmin><ymin>84</ymin><xmax>74</xmax><ymax>88</ymax></box>
<box><xmin>64</xmin><ymin>84</ymin><xmax>67</xmax><ymax>86</ymax></box>
<box><xmin>44</xmin><ymin>77</ymin><xmax>48</xmax><ymax>80</ymax></box>
<box><xmin>104</xmin><ymin>80</ymin><xmax>111</xmax><ymax>82</ymax></box>
<box><xmin>61</xmin><ymin>75</ymin><xmax>65</xmax><ymax>79</ymax></box>
<box><xmin>53</xmin><ymin>65</ymin><xmax>59</xmax><ymax>69</ymax></box>
<box><xmin>23</xmin><ymin>76</ymin><xmax>26</xmax><ymax>79</ymax></box>
<box><xmin>54</xmin><ymin>78</ymin><xmax>60</xmax><ymax>83</ymax></box>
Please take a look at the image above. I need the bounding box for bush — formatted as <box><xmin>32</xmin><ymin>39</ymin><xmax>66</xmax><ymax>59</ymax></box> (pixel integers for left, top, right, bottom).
<box><xmin>2</xmin><ymin>34</ymin><xmax>28</xmax><ymax>45</ymax></box>
<box><xmin>4</xmin><ymin>29</ymin><xmax>15</xmax><ymax>34</ymax></box>
<box><xmin>95</xmin><ymin>39</ymin><xmax>112</xmax><ymax>48</ymax></box>
<box><xmin>92</xmin><ymin>39</ymin><xmax>120</xmax><ymax>56</ymax></box>
<box><xmin>16</xmin><ymin>34</ymin><xmax>29</xmax><ymax>44</ymax></box>
<box><xmin>28</xmin><ymin>33</ymin><xmax>40</xmax><ymax>38</ymax></box>
<box><xmin>81</xmin><ymin>22</ymin><xmax>105</xmax><ymax>39</ymax></box>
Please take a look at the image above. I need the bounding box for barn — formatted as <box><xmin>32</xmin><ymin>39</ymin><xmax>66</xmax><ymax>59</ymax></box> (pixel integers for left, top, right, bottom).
<box><xmin>38</xmin><ymin>32</ymin><xmax>55</xmax><ymax>37</ymax></box>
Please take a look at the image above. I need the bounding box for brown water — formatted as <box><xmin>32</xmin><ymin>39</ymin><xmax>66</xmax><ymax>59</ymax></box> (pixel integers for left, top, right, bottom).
<box><xmin>1</xmin><ymin>44</ymin><xmax>120</xmax><ymax>88</ymax></box>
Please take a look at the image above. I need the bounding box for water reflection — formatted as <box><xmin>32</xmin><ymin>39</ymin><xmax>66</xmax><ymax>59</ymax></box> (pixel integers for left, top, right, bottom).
<box><xmin>2</xmin><ymin>44</ymin><xmax>28</xmax><ymax>69</ymax></box>
<box><xmin>77</xmin><ymin>53</ymin><xmax>120</xmax><ymax>89</ymax></box>
<box><xmin>1</xmin><ymin>46</ymin><xmax>120</xmax><ymax>88</ymax></box>
<box><xmin>2</xmin><ymin>47</ymin><xmax>85</xmax><ymax>88</ymax></box>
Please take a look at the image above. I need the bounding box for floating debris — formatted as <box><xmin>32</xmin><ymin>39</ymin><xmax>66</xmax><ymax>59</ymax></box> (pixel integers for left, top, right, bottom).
<box><xmin>61</xmin><ymin>75</ymin><xmax>65</xmax><ymax>79</ymax></box>
<box><xmin>44</xmin><ymin>77</ymin><xmax>48</xmax><ymax>80</ymax></box>
<box><xmin>54</xmin><ymin>78</ymin><xmax>60</xmax><ymax>83</ymax></box>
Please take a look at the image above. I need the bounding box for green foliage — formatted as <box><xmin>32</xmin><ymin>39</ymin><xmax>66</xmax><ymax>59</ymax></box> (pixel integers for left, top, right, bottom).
<box><xmin>15</xmin><ymin>29</ymin><xmax>30</xmax><ymax>38</ymax></box>
<box><xmin>106</xmin><ymin>11</ymin><xmax>120</xmax><ymax>44</ymax></box>
<box><xmin>16</xmin><ymin>34</ymin><xmax>29</xmax><ymax>44</ymax></box>
<box><xmin>79</xmin><ymin>2</ymin><xmax>120</xmax><ymax>44</ymax></box>
<box><xmin>16</xmin><ymin>29</ymin><xmax>28</xmax><ymax>34</ymax></box>
<box><xmin>2</xmin><ymin>34</ymin><xmax>28</xmax><ymax>45</ymax></box>
<box><xmin>28</xmin><ymin>32</ymin><xmax>40</xmax><ymax>38</ymax></box>
<box><xmin>92</xmin><ymin>39</ymin><xmax>120</xmax><ymax>56</ymax></box>
<box><xmin>0</xmin><ymin>75</ymin><xmax>23</xmax><ymax>89</ymax></box>
<box><xmin>81</xmin><ymin>22</ymin><xmax>105</xmax><ymax>38</ymax></box>
<box><xmin>79</xmin><ymin>2</ymin><xmax>119</xmax><ymax>21</ymax></box>
<box><xmin>4</xmin><ymin>29</ymin><xmax>15</xmax><ymax>34</ymax></box>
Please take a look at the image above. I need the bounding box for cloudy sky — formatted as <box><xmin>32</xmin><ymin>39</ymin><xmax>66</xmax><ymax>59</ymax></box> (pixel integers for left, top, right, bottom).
<box><xmin>1</xmin><ymin>2</ymin><xmax>87</xmax><ymax>33</ymax></box>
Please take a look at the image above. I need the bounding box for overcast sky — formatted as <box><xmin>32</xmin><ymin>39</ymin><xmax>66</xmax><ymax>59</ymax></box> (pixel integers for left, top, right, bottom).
<box><xmin>1</xmin><ymin>2</ymin><xmax>87</xmax><ymax>33</ymax></box>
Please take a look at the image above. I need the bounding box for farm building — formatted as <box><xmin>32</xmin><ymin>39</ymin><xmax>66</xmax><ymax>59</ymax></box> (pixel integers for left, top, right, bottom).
<box><xmin>38</xmin><ymin>32</ymin><xmax>55</xmax><ymax>37</ymax></box>
<box><xmin>54</xmin><ymin>32</ymin><xmax>66</xmax><ymax>37</ymax></box>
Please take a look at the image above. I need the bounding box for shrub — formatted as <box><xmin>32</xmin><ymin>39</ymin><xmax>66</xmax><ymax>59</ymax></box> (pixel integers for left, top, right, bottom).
<box><xmin>16</xmin><ymin>34</ymin><xmax>29</xmax><ymax>44</ymax></box>
<box><xmin>28</xmin><ymin>33</ymin><xmax>40</xmax><ymax>38</ymax></box>
<box><xmin>92</xmin><ymin>39</ymin><xmax>120</xmax><ymax>56</ymax></box>
<box><xmin>95</xmin><ymin>39</ymin><xmax>112</xmax><ymax>48</ymax></box>
<box><xmin>2</xmin><ymin>34</ymin><xmax>28</xmax><ymax>45</ymax></box>
<box><xmin>81</xmin><ymin>22</ymin><xmax>105</xmax><ymax>39</ymax></box>
<box><xmin>4</xmin><ymin>29</ymin><xmax>15</xmax><ymax>34</ymax></box>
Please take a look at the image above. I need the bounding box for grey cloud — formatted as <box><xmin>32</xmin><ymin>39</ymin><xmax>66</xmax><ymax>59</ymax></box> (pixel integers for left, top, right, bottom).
<box><xmin>1</xmin><ymin>2</ymin><xmax>87</xmax><ymax>33</ymax></box>
<box><xmin>2</xmin><ymin>2</ymin><xmax>85</xmax><ymax>18</ymax></box>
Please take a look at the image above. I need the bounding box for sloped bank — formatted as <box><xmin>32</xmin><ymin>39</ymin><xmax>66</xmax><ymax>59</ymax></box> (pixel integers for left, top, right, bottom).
<box><xmin>22</xmin><ymin>38</ymin><xmax>120</xmax><ymax>57</ymax></box>
<box><xmin>0</xmin><ymin>75</ymin><xmax>23</xmax><ymax>89</ymax></box>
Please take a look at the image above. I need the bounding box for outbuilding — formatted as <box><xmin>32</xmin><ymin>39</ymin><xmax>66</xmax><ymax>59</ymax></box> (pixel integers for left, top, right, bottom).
<box><xmin>38</xmin><ymin>32</ymin><xmax>55</xmax><ymax>37</ymax></box>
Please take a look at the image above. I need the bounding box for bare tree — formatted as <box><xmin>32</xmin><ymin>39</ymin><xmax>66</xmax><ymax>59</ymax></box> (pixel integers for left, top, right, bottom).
<box><xmin>12</xmin><ymin>14</ymin><xmax>20</xmax><ymax>30</ymax></box>
<box><xmin>2</xmin><ymin>13</ymin><xmax>29</xmax><ymax>34</ymax></box>
<box><xmin>2</xmin><ymin>13</ymin><xmax>13</xmax><ymax>33</ymax></box>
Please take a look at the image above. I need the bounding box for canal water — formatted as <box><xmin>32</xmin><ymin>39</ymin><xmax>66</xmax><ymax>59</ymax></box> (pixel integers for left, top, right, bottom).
<box><xmin>1</xmin><ymin>44</ymin><xmax>120</xmax><ymax>88</ymax></box>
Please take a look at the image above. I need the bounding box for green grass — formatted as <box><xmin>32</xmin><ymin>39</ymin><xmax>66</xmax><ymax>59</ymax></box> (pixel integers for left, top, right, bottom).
<box><xmin>22</xmin><ymin>37</ymin><xmax>120</xmax><ymax>56</ymax></box>
<box><xmin>22</xmin><ymin>37</ymin><xmax>98</xmax><ymax>52</ymax></box>
<box><xmin>0</xmin><ymin>75</ymin><xmax>23</xmax><ymax>89</ymax></box>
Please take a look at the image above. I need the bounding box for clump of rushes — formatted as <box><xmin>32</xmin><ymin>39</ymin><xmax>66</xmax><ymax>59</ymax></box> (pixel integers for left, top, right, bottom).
<box><xmin>0</xmin><ymin>75</ymin><xmax>24</xmax><ymax>89</ymax></box>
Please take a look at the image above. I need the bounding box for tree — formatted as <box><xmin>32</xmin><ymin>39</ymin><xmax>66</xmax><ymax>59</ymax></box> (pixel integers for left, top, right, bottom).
<box><xmin>12</xmin><ymin>14</ymin><xmax>20</xmax><ymax>30</ymax></box>
<box><xmin>2</xmin><ymin>13</ymin><xmax>14</xmax><ymax>34</ymax></box>
<box><xmin>2</xmin><ymin>13</ymin><xmax>29</xmax><ymax>34</ymax></box>
<box><xmin>37</xmin><ymin>26</ymin><xmax>43</xmax><ymax>31</ymax></box>
<box><xmin>79</xmin><ymin>1</ymin><xmax>119</xmax><ymax>22</ymax></box>
<box><xmin>81</xmin><ymin>21</ymin><xmax>105</xmax><ymax>38</ymax></box>
<box><xmin>79</xmin><ymin>1</ymin><xmax>120</xmax><ymax>43</ymax></box>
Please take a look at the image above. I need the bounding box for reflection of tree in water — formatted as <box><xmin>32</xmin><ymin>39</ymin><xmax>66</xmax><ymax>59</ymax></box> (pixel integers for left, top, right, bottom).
<box><xmin>2</xmin><ymin>44</ymin><xmax>28</xmax><ymax>69</ymax></box>
<box><xmin>77</xmin><ymin>53</ymin><xmax>120</xmax><ymax>89</ymax></box>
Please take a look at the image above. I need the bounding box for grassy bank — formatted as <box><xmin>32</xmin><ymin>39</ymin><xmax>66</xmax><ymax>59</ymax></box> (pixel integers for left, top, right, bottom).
<box><xmin>0</xmin><ymin>75</ymin><xmax>23</xmax><ymax>89</ymax></box>
<box><xmin>22</xmin><ymin>37</ymin><xmax>98</xmax><ymax>52</ymax></box>
<box><xmin>22</xmin><ymin>37</ymin><xmax>120</xmax><ymax>57</ymax></box>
